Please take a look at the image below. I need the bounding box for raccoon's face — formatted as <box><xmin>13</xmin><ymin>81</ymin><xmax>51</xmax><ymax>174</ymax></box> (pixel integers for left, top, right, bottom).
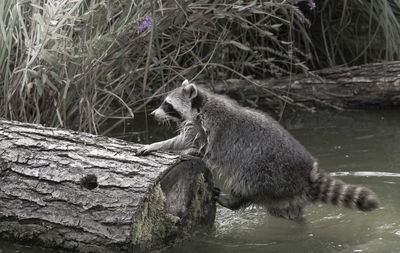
<box><xmin>151</xmin><ymin>80</ymin><xmax>201</xmax><ymax>122</ymax></box>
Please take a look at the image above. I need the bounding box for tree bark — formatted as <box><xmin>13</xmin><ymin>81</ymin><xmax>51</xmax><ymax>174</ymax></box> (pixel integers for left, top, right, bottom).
<box><xmin>0</xmin><ymin>119</ymin><xmax>215</xmax><ymax>253</ymax></box>
<box><xmin>200</xmin><ymin>61</ymin><xmax>400</xmax><ymax>109</ymax></box>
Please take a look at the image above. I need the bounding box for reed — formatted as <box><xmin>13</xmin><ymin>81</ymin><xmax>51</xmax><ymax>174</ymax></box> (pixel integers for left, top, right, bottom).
<box><xmin>0</xmin><ymin>0</ymin><xmax>398</xmax><ymax>134</ymax></box>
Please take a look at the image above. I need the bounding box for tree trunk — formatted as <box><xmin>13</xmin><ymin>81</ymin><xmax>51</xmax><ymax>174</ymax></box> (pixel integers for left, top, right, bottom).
<box><xmin>0</xmin><ymin>119</ymin><xmax>215</xmax><ymax>253</ymax></box>
<box><xmin>201</xmin><ymin>61</ymin><xmax>400</xmax><ymax>109</ymax></box>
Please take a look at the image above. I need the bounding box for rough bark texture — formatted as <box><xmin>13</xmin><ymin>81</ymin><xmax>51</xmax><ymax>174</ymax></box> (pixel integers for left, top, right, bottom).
<box><xmin>0</xmin><ymin>119</ymin><xmax>215</xmax><ymax>253</ymax></box>
<box><xmin>199</xmin><ymin>61</ymin><xmax>400</xmax><ymax>109</ymax></box>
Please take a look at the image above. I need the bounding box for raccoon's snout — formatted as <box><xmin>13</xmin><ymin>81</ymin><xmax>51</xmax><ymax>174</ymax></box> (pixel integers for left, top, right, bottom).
<box><xmin>151</xmin><ymin>107</ymin><xmax>170</xmax><ymax>122</ymax></box>
<box><xmin>151</xmin><ymin>108</ymin><xmax>162</xmax><ymax>120</ymax></box>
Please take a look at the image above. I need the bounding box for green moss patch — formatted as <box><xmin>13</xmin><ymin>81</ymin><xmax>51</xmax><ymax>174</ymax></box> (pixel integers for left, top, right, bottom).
<box><xmin>131</xmin><ymin>183</ymin><xmax>179</xmax><ymax>251</ymax></box>
<box><xmin>130</xmin><ymin>168</ymin><xmax>215</xmax><ymax>252</ymax></box>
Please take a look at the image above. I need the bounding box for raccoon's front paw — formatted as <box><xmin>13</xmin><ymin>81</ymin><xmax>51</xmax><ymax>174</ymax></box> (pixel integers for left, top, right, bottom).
<box><xmin>212</xmin><ymin>187</ymin><xmax>221</xmax><ymax>200</ymax></box>
<box><xmin>181</xmin><ymin>148</ymin><xmax>201</xmax><ymax>157</ymax></box>
<box><xmin>136</xmin><ymin>145</ymin><xmax>152</xmax><ymax>156</ymax></box>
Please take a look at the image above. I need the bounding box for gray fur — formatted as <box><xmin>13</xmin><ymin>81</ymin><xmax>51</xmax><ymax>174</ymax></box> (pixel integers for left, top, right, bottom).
<box><xmin>136</xmin><ymin>80</ymin><xmax>379</xmax><ymax>219</ymax></box>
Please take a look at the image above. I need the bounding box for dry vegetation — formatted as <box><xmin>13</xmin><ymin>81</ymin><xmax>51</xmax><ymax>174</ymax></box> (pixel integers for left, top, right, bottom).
<box><xmin>1</xmin><ymin>0</ymin><xmax>399</xmax><ymax>134</ymax></box>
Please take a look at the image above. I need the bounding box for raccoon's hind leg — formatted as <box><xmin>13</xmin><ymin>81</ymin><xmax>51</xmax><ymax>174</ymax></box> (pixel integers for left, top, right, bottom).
<box><xmin>213</xmin><ymin>187</ymin><xmax>251</xmax><ymax>210</ymax></box>
<box><xmin>267</xmin><ymin>206</ymin><xmax>304</xmax><ymax>220</ymax></box>
<box><xmin>267</xmin><ymin>200</ymin><xmax>305</xmax><ymax>221</ymax></box>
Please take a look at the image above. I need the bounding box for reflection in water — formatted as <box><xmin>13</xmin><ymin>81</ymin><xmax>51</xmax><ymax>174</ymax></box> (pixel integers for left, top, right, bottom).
<box><xmin>2</xmin><ymin>109</ymin><xmax>400</xmax><ymax>253</ymax></box>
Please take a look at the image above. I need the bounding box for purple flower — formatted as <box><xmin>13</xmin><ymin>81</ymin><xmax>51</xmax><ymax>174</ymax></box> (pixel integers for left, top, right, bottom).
<box><xmin>136</xmin><ymin>16</ymin><xmax>152</xmax><ymax>33</ymax></box>
<box><xmin>294</xmin><ymin>7</ymin><xmax>311</xmax><ymax>25</ymax></box>
<box><xmin>308</xmin><ymin>1</ymin><xmax>316</xmax><ymax>10</ymax></box>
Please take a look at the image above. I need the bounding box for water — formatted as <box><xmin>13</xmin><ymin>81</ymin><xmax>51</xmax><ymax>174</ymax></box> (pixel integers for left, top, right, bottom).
<box><xmin>2</xmin><ymin>109</ymin><xmax>400</xmax><ymax>253</ymax></box>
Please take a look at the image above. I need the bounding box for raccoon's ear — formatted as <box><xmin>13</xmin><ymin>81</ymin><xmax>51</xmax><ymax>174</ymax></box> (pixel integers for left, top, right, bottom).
<box><xmin>182</xmin><ymin>82</ymin><xmax>198</xmax><ymax>100</ymax></box>
<box><xmin>182</xmin><ymin>79</ymin><xmax>190</xmax><ymax>86</ymax></box>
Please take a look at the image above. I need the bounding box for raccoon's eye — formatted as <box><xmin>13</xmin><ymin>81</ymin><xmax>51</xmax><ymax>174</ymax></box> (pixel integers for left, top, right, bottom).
<box><xmin>162</xmin><ymin>101</ymin><xmax>173</xmax><ymax>111</ymax></box>
<box><xmin>162</xmin><ymin>101</ymin><xmax>182</xmax><ymax>119</ymax></box>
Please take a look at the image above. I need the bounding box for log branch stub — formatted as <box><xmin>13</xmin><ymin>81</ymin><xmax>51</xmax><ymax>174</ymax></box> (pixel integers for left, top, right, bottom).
<box><xmin>0</xmin><ymin>119</ymin><xmax>215</xmax><ymax>252</ymax></box>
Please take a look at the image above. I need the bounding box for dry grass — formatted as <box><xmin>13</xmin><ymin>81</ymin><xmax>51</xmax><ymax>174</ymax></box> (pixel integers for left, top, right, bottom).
<box><xmin>1</xmin><ymin>0</ymin><xmax>399</xmax><ymax>134</ymax></box>
<box><xmin>309</xmin><ymin>0</ymin><xmax>400</xmax><ymax>67</ymax></box>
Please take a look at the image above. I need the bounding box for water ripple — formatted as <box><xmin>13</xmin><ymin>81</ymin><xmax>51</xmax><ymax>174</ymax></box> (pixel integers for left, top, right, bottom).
<box><xmin>330</xmin><ymin>171</ymin><xmax>400</xmax><ymax>178</ymax></box>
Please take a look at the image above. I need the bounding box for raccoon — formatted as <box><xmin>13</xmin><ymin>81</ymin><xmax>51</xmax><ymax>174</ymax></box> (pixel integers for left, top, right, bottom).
<box><xmin>136</xmin><ymin>80</ymin><xmax>379</xmax><ymax>219</ymax></box>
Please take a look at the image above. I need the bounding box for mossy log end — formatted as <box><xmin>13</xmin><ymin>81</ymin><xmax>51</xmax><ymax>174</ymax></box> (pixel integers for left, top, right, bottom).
<box><xmin>0</xmin><ymin>119</ymin><xmax>216</xmax><ymax>253</ymax></box>
<box><xmin>202</xmin><ymin>61</ymin><xmax>400</xmax><ymax>110</ymax></box>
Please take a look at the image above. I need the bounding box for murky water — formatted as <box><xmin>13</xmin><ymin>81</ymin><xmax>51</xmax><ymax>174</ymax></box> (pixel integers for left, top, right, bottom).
<box><xmin>2</xmin><ymin>109</ymin><xmax>400</xmax><ymax>253</ymax></box>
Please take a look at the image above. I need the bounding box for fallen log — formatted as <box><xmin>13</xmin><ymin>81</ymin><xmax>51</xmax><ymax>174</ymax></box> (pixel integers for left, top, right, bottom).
<box><xmin>200</xmin><ymin>61</ymin><xmax>400</xmax><ymax>109</ymax></box>
<box><xmin>0</xmin><ymin>119</ymin><xmax>215</xmax><ymax>253</ymax></box>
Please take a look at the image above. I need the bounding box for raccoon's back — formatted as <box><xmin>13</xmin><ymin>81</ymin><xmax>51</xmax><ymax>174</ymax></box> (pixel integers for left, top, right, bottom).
<box><xmin>201</xmin><ymin>103</ymin><xmax>314</xmax><ymax>197</ymax></box>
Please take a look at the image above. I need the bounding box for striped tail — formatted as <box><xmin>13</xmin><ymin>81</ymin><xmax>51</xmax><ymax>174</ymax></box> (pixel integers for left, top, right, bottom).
<box><xmin>310</xmin><ymin>171</ymin><xmax>379</xmax><ymax>211</ymax></box>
